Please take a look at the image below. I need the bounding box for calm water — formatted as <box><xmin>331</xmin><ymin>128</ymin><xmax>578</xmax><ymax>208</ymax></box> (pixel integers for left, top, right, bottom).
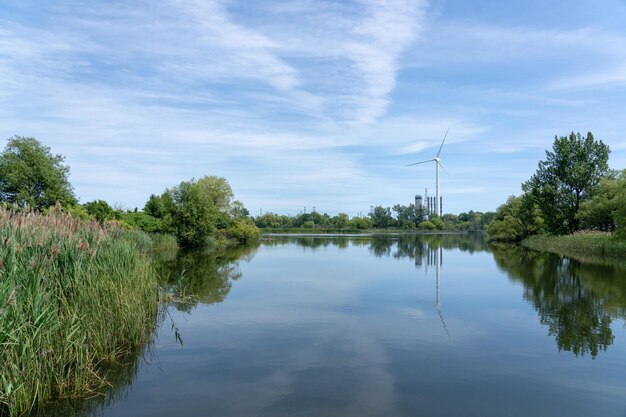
<box><xmin>40</xmin><ymin>234</ymin><xmax>626</xmax><ymax>417</ymax></box>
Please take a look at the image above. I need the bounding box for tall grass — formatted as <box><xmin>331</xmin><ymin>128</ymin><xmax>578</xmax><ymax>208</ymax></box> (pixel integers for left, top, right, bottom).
<box><xmin>149</xmin><ymin>233</ymin><xmax>178</xmax><ymax>252</ymax></box>
<box><xmin>523</xmin><ymin>231</ymin><xmax>626</xmax><ymax>258</ymax></box>
<box><xmin>0</xmin><ymin>205</ymin><xmax>159</xmax><ymax>416</ymax></box>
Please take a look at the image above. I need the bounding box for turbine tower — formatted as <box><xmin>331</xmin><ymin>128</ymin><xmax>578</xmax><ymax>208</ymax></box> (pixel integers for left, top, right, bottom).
<box><xmin>406</xmin><ymin>129</ymin><xmax>449</xmax><ymax>216</ymax></box>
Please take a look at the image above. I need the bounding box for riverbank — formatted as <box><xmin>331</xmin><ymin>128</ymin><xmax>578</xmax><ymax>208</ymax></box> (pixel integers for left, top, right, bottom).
<box><xmin>522</xmin><ymin>232</ymin><xmax>626</xmax><ymax>258</ymax></box>
<box><xmin>0</xmin><ymin>206</ymin><xmax>160</xmax><ymax>416</ymax></box>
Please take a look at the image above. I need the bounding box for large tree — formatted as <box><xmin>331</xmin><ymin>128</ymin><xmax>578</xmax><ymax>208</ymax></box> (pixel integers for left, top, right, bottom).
<box><xmin>165</xmin><ymin>176</ymin><xmax>235</xmax><ymax>247</ymax></box>
<box><xmin>369</xmin><ymin>206</ymin><xmax>394</xmax><ymax>229</ymax></box>
<box><xmin>0</xmin><ymin>136</ymin><xmax>76</xmax><ymax>209</ymax></box>
<box><xmin>522</xmin><ymin>132</ymin><xmax>609</xmax><ymax>234</ymax></box>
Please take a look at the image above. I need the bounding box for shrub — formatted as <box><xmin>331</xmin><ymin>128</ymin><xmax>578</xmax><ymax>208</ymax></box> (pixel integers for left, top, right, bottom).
<box><xmin>224</xmin><ymin>218</ymin><xmax>261</xmax><ymax>244</ymax></box>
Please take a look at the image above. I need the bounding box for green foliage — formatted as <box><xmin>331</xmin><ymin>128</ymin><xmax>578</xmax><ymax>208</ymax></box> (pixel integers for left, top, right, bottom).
<box><xmin>165</xmin><ymin>177</ymin><xmax>232</xmax><ymax>247</ymax></box>
<box><xmin>144</xmin><ymin>193</ymin><xmax>172</xmax><ymax>218</ymax></box>
<box><xmin>577</xmin><ymin>170</ymin><xmax>625</xmax><ymax>232</ymax></box>
<box><xmin>331</xmin><ymin>213</ymin><xmax>350</xmax><ymax>228</ymax></box>
<box><xmin>230</xmin><ymin>200</ymin><xmax>250</xmax><ymax>219</ymax></box>
<box><xmin>616</xmin><ymin>183</ymin><xmax>626</xmax><ymax>238</ymax></box>
<box><xmin>255</xmin><ymin>212</ymin><xmax>294</xmax><ymax>228</ymax></box>
<box><xmin>349</xmin><ymin>216</ymin><xmax>372</xmax><ymax>229</ymax></box>
<box><xmin>150</xmin><ymin>176</ymin><xmax>257</xmax><ymax>248</ymax></box>
<box><xmin>369</xmin><ymin>206</ymin><xmax>394</xmax><ymax>228</ymax></box>
<box><xmin>430</xmin><ymin>216</ymin><xmax>445</xmax><ymax>230</ymax></box>
<box><xmin>223</xmin><ymin>218</ymin><xmax>261</xmax><ymax>244</ymax></box>
<box><xmin>523</xmin><ymin>132</ymin><xmax>610</xmax><ymax>234</ymax></box>
<box><xmin>0</xmin><ymin>206</ymin><xmax>158</xmax><ymax>415</ymax></box>
<box><xmin>83</xmin><ymin>199</ymin><xmax>116</xmax><ymax>223</ymax></box>
<box><xmin>63</xmin><ymin>204</ymin><xmax>93</xmax><ymax>221</ymax></box>
<box><xmin>149</xmin><ymin>233</ymin><xmax>179</xmax><ymax>252</ymax></box>
<box><xmin>0</xmin><ymin>136</ymin><xmax>77</xmax><ymax>209</ymax></box>
<box><xmin>418</xmin><ymin>220</ymin><xmax>435</xmax><ymax>230</ymax></box>
<box><xmin>392</xmin><ymin>204</ymin><xmax>425</xmax><ymax>226</ymax></box>
<box><xmin>301</xmin><ymin>220</ymin><xmax>316</xmax><ymax>229</ymax></box>
<box><xmin>123</xmin><ymin>211</ymin><xmax>164</xmax><ymax>233</ymax></box>
<box><xmin>253</xmin><ymin>206</ymin><xmax>494</xmax><ymax>232</ymax></box>
<box><xmin>487</xmin><ymin>195</ymin><xmax>544</xmax><ymax>242</ymax></box>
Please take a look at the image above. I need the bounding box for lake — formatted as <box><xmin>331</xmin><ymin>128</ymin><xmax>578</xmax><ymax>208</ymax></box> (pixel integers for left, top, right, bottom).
<box><xmin>37</xmin><ymin>234</ymin><xmax>626</xmax><ymax>417</ymax></box>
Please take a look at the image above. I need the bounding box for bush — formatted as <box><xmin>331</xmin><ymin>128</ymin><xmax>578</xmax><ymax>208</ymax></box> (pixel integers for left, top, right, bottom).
<box><xmin>487</xmin><ymin>195</ymin><xmax>544</xmax><ymax>242</ymax></box>
<box><xmin>301</xmin><ymin>220</ymin><xmax>315</xmax><ymax>229</ymax></box>
<box><xmin>123</xmin><ymin>211</ymin><xmax>164</xmax><ymax>233</ymax></box>
<box><xmin>224</xmin><ymin>219</ymin><xmax>261</xmax><ymax>244</ymax></box>
<box><xmin>83</xmin><ymin>200</ymin><xmax>116</xmax><ymax>223</ymax></box>
<box><xmin>418</xmin><ymin>220</ymin><xmax>436</xmax><ymax>230</ymax></box>
<box><xmin>349</xmin><ymin>217</ymin><xmax>372</xmax><ymax>230</ymax></box>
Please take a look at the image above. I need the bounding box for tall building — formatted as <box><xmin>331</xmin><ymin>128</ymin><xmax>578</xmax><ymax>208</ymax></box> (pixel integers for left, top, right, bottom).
<box><xmin>415</xmin><ymin>194</ymin><xmax>423</xmax><ymax>208</ymax></box>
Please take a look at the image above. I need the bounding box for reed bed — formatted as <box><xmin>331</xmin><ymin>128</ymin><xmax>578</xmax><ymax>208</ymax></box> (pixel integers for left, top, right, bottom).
<box><xmin>523</xmin><ymin>231</ymin><xmax>626</xmax><ymax>258</ymax></box>
<box><xmin>0</xmin><ymin>205</ymin><xmax>159</xmax><ymax>416</ymax></box>
<box><xmin>149</xmin><ymin>233</ymin><xmax>178</xmax><ymax>252</ymax></box>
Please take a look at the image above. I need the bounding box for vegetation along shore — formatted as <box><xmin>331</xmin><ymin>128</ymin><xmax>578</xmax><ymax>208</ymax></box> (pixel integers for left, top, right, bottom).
<box><xmin>1</xmin><ymin>129</ymin><xmax>624</xmax><ymax>415</ymax></box>
<box><xmin>0</xmin><ymin>136</ymin><xmax>259</xmax><ymax>415</ymax></box>
<box><xmin>487</xmin><ymin>132</ymin><xmax>626</xmax><ymax>256</ymax></box>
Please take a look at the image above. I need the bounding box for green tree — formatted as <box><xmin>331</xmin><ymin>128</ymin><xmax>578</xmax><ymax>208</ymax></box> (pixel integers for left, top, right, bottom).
<box><xmin>331</xmin><ymin>213</ymin><xmax>350</xmax><ymax>229</ymax></box>
<box><xmin>523</xmin><ymin>132</ymin><xmax>610</xmax><ymax>234</ymax></box>
<box><xmin>230</xmin><ymin>200</ymin><xmax>250</xmax><ymax>219</ymax></box>
<box><xmin>577</xmin><ymin>170</ymin><xmax>625</xmax><ymax>232</ymax></box>
<box><xmin>418</xmin><ymin>220</ymin><xmax>436</xmax><ymax>230</ymax></box>
<box><xmin>162</xmin><ymin>176</ymin><xmax>241</xmax><ymax>247</ymax></box>
<box><xmin>430</xmin><ymin>216</ymin><xmax>445</xmax><ymax>230</ymax></box>
<box><xmin>487</xmin><ymin>194</ymin><xmax>544</xmax><ymax>242</ymax></box>
<box><xmin>614</xmin><ymin>176</ymin><xmax>626</xmax><ymax>237</ymax></box>
<box><xmin>83</xmin><ymin>200</ymin><xmax>116</xmax><ymax>223</ymax></box>
<box><xmin>392</xmin><ymin>204</ymin><xmax>425</xmax><ymax>226</ymax></box>
<box><xmin>0</xmin><ymin>136</ymin><xmax>76</xmax><ymax>209</ymax></box>
<box><xmin>144</xmin><ymin>193</ymin><xmax>172</xmax><ymax>218</ymax></box>
<box><xmin>123</xmin><ymin>211</ymin><xmax>164</xmax><ymax>233</ymax></box>
<box><xmin>369</xmin><ymin>206</ymin><xmax>394</xmax><ymax>229</ymax></box>
<box><xmin>349</xmin><ymin>216</ymin><xmax>372</xmax><ymax>230</ymax></box>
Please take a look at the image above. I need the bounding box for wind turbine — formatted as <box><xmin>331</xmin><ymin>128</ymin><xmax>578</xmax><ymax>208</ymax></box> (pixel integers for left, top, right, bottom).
<box><xmin>407</xmin><ymin>129</ymin><xmax>449</xmax><ymax>216</ymax></box>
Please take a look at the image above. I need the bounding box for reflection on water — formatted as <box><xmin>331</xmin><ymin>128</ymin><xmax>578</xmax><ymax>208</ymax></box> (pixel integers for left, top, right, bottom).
<box><xmin>26</xmin><ymin>336</ymin><xmax>156</xmax><ymax>417</ymax></box>
<box><xmin>153</xmin><ymin>244</ymin><xmax>259</xmax><ymax>311</ymax></box>
<box><xmin>35</xmin><ymin>234</ymin><xmax>626</xmax><ymax>417</ymax></box>
<box><xmin>491</xmin><ymin>243</ymin><xmax>626</xmax><ymax>358</ymax></box>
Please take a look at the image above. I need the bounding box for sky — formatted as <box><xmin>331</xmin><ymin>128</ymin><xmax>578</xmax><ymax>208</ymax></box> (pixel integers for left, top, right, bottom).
<box><xmin>1</xmin><ymin>0</ymin><xmax>625</xmax><ymax>216</ymax></box>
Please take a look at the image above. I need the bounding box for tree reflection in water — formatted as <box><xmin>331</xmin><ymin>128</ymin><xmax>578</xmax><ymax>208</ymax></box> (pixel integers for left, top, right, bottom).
<box><xmin>33</xmin><ymin>235</ymin><xmax>626</xmax><ymax>416</ymax></box>
<box><xmin>274</xmin><ymin>233</ymin><xmax>626</xmax><ymax>358</ymax></box>
<box><xmin>153</xmin><ymin>244</ymin><xmax>259</xmax><ymax>312</ymax></box>
<box><xmin>29</xmin><ymin>244</ymin><xmax>259</xmax><ymax>417</ymax></box>
<box><xmin>491</xmin><ymin>243</ymin><xmax>626</xmax><ymax>358</ymax></box>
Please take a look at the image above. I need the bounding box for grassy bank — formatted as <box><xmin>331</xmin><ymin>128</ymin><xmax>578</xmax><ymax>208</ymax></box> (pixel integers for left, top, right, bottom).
<box><xmin>523</xmin><ymin>232</ymin><xmax>626</xmax><ymax>258</ymax></box>
<box><xmin>0</xmin><ymin>206</ymin><xmax>159</xmax><ymax>416</ymax></box>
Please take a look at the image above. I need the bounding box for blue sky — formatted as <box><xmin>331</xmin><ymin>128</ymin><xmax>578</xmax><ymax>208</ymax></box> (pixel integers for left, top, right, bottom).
<box><xmin>1</xmin><ymin>0</ymin><xmax>625</xmax><ymax>215</ymax></box>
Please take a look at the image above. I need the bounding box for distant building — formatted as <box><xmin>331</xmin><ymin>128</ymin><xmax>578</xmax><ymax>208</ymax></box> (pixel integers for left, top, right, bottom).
<box><xmin>415</xmin><ymin>194</ymin><xmax>423</xmax><ymax>208</ymax></box>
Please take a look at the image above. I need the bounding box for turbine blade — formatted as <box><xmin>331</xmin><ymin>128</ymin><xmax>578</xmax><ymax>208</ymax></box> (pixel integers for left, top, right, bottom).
<box><xmin>406</xmin><ymin>159</ymin><xmax>436</xmax><ymax>167</ymax></box>
<box><xmin>436</xmin><ymin>128</ymin><xmax>449</xmax><ymax>158</ymax></box>
<box><xmin>438</xmin><ymin>161</ymin><xmax>449</xmax><ymax>174</ymax></box>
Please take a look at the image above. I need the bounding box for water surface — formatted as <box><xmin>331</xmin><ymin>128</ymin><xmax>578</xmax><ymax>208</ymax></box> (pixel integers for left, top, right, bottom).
<box><xmin>40</xmin><ymin>234</ymin><xmax>626</xmax><ymax>417</ymax></box>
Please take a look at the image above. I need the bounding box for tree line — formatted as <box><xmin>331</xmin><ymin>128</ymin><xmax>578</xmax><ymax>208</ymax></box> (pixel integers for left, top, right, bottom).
<box><xmin>0</xmin><ymin>136</ymin><xmax>259</xmax><ymax>248</ymax></box>
<box><xmin>254</xmin><ymin>205</ymin><xmax>495</xmax><ymax>232</ymax></box>
<box><xmin>488</xmin><ymin>132</ymin><xmax>626</xmax><ymax>241</ymax></box>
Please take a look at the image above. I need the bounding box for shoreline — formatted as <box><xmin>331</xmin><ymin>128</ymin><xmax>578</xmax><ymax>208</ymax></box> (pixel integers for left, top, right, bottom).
<box><xmin>522</xmin><ymin>234</ymin><xmax>626</xmax><ymax>259</ymax></box>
